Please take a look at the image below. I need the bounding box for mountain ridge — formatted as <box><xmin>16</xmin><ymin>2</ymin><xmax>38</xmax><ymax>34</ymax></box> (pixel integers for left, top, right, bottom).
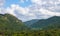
<box><xmin>24</xmin><ymin>19</ymin><xmax>39</xmax><ymax>26</ymax></box>
<box><xmin>0</xmin><ymin>13</ymin><xmax>29</xmax><ymax>32</ymax></box>
<box><xmin>28</xmin><ymin>16</ymin><xmax>60</xmax><ymax>29</ymax></box>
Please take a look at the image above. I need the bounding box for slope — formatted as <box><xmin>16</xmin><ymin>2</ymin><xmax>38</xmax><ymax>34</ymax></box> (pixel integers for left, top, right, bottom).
<box><xmin>0</xmin><ymin>14</ymin><xmax>28</xmax><ymax>33</ymax></box>
<box><xmin>30</xmin><ymin>16</ymin><xmax>60</xmax><ymax>29</ymax></box>
<box><xmin>24</xmin><ymin>19</ymin><xmax>39</xmax><ymax>26</ymax></box>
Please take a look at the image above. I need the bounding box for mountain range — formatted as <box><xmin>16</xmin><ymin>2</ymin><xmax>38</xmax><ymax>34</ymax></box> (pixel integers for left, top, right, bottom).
<box><xmin>24</xmin><ymin>19</ymin><xmax>39</xmax><ymax>26</ymax></box>
<box><xmin>25</xmin><ymin>16</ymin><xmax>60</xmax><ymax>30</ymax></box>
<box><xmin>0</xmin><ymin>14</ymin><xmax>60</xmax><ymax>36</ymax></box>
<box><xmin>0</xmin><ymin>13</ymin><xmax>60</xmax><ymax>30</ymax></box>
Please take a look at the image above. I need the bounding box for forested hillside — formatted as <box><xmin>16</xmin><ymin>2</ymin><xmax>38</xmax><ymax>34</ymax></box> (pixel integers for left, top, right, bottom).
<box><xmin>30</xmin><ymin>16</ymin><xmax>60</xmax><ymax>29</ymax></box>
<box><xmin>24</xmin><ymin>19</ymin><xmax>39</xmax><ymax>26</ymax></box>
<box><xmin>0</xmin><ymin>14</ymin><xmax>30</xmax><ymax>36</ymax></box>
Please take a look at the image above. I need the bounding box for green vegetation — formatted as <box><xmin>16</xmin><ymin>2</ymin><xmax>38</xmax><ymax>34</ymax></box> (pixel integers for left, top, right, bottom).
<box><xmin>0</xmin><ymin>29</ymin><xmax>60</xmax><ymax>36</ymax></box>
<box><xmin>24</xmin><ymin>19</ymin><xmax>39</xmax><ymax>26</ymax></box>
<box><xmin>0</xmin><ymin>14</ymin><xmax>29</xmax><ymax>36</ymax></box>
<box><xmin>0</xmin><ymin>14</ymin><xmax>60</xmax><ymax>36</ymax></box>
<box><xmin>30</xmin><ymin>16</ymin><xmax>60</xmax><ymax>29</ymax></box>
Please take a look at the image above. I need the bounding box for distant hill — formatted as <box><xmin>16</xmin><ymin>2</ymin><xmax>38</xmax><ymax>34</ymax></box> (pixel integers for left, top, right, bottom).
<box><xmin>30</xmin><ymin>16</ymin><xmax>60</xmax><ymax>29</ymax></box>
<box><xmin>24</xmin><ymin>19</ymin><xmax>39</xmax><ymax>26</ymax></box>
<box><xmin>0</xmin><ymin>14</ymin><xmax>28</xmax><ymax>32</ymax></box>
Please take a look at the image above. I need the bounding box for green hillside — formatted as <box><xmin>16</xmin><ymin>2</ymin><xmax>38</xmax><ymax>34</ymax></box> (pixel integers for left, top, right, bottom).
<box><xmin>0</xmin><ymin>14</ymin><xmax>29</xmax><ymax>33</ymax></box>
<box><xmin>30</xmin><ymin>16</ymin><xmax>60</xmax><ymax>29</ymax></box>
<box><xmin>24</xmin><ymin>19</ymin><xmax>39</xmax><ymax>26</ymax></box>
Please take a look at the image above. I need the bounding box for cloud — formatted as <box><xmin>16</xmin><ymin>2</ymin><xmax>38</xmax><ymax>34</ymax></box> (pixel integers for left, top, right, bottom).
<box><xmin>1</xmin><ymin>0</ymin><xmax>60</xmax><ymax>21</ymax></box>
<box><xmin>0</xmin><ymin>8</ymin><xmax>5</xmax><ymax>14</ymax></box>
<box><xmin>4</xmin><ymin>4</ymin><xmax>28</xmax><ymax>16</ymax></box>
<box><xmin>0</xmin><ymin>0</ymin><xmax>5</xmax><ymax>7</ymax></box>
<box><xmin>31</xmin><ymin>0</ymin><xmax>60</xmax><ymax>4</ymax></box>
<box><xmin>39</xmin><ymin>8</ymin><xmax>60</xmax><ymax>16</ymax></box>
<box><xmin>0</xmin><ymin>4</ymin><xmax>36</xmax><ymax>21</ymax></box>
<box><xmin>31</xmin><ymin>0</ymin><xmax>60</xmax><ymax>10</ymax></box>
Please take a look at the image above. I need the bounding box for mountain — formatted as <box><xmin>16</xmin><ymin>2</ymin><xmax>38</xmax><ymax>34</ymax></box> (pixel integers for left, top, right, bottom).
<box><xmin>0</xmin><ymin>14</ymin><xmax>29</xmax><ymax>33</ymax></box>
<box><xmin>24</xmin><ymin>19</ymin><xmax>39</xmax><ymax>26</ymax></box>
<box><xmin>0</xmin><ymin>14</ymin><xmax>60</xmax><ymax>36</ymax></box>
<box><xmin>30</xmin><ymin>16</ymin><xmax>60</xmax><ymax>29</ymax></box>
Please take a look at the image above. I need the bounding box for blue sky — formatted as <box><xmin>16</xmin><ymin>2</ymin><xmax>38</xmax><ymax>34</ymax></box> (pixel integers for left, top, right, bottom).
<box><xmin>0</xmin><ymin>0</ymin><xmax>60</xmax><ymax>22</ymax></box>
<box><xmin>4</xmin><ymin>0</ymin><xmax>32</xmax><ymax>7</ymax></box>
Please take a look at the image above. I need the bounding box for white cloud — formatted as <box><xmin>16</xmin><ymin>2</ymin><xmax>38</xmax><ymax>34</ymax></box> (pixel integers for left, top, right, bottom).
<box><xmin>5</xmin><ymin>4</ymin><xmax>28</xmax><ymax>16</ymax></box>
<box><xmin>31</xmin><ymin>0</ymin><xmax>42</xmax><ymax>4</ymax></box>
<box><xmin>39</xmin><ymin>8</ymin><xmax>60</xmax><ymax>16</ymax></box>
<box><xmin>31</xmin><ymin>0</ymin><xmax>60</xmax><ymax>4</ymax></box>
<box><xmin>31</xmin><ymin>0</ymin><xmax>60</xmax><ymax>8</ymax></box>
<box><xmin>0</xmin><ymin>8</ymin><xmax>6</xmax><ymax>14</ymax></box>
<box><xmin>0</xmin><ymin>0</ymin><xmax>5</xmax><ymax>7</ymax></box>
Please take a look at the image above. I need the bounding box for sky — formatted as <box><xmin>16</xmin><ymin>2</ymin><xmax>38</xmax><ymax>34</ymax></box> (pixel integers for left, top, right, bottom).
<box><xmin>0</xmin><ymin>0</ymin><xmax>60</xmax><ymax>22</ymax></box>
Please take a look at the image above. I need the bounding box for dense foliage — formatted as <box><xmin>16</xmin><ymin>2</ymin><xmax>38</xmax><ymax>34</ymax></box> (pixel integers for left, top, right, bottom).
<box><xmin>0</xmin><ymin>29</ymin><xmax>60</xmax><ymax>36</ymax></box>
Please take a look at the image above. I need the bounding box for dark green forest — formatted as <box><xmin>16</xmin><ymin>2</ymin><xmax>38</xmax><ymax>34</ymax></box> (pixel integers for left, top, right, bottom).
<box><xmin>0</xmin><ymin>14</ymin><xmax>60</xmax><ymax>36</ymax></box>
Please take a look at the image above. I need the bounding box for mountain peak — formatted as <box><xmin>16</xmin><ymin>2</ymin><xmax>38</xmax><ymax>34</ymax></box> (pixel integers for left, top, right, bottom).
<box><xmin>0</xmin><ymin>13</ymin><xmax>28</xmax><ymax>32</ymax></box>
<box><xmin>50</xmin><ymin>16</ymin><xmax>60</xmax><ymax>18</ymax></box>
